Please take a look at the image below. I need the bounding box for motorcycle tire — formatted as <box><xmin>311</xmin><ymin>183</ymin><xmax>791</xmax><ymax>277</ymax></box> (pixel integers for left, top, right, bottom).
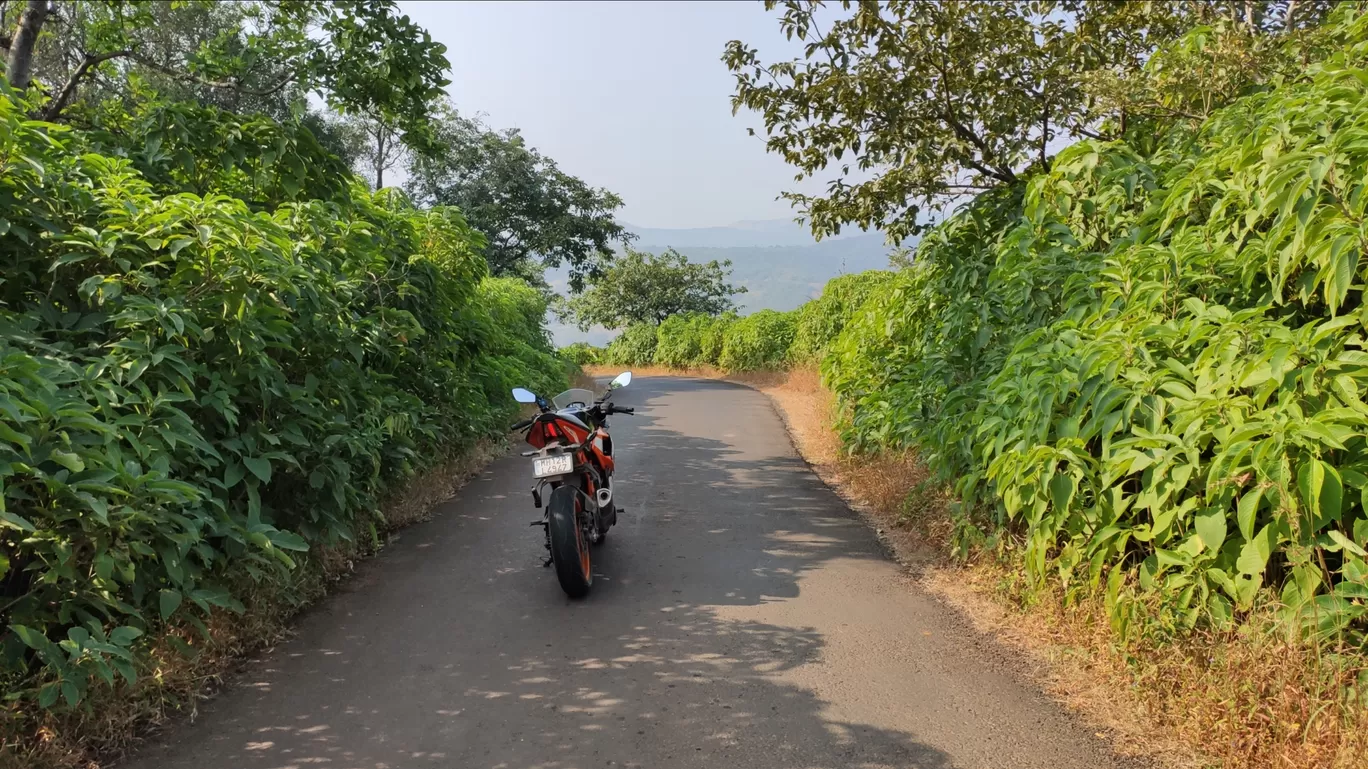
<box><xmin>548</xmin><ymin>485</ymin><xmax>592</xmax><ymax>598</ymax></box>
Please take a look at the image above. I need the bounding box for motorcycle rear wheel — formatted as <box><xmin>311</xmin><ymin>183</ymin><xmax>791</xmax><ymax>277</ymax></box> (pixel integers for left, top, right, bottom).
<box><xmin>548</xmin><ymin>485</ymin><xmax>592</xmax><ymax>598</ymax></box>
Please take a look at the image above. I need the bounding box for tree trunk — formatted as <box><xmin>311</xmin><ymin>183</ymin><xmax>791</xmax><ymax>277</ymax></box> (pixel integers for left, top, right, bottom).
<box><xmin>6</xmin><ymin>0</ymin><xmax>48</xmax><ymax>90</ymax></box>
<box><xmin>374</xmin><ymin>128</ymin><xmax>386</xmax><ymax>188</ymax></box>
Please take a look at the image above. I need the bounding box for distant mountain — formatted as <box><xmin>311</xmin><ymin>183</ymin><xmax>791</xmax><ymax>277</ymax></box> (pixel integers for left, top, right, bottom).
<box><xmin>672</xmin><ymin>233</ymin><xmax>897</xmax><ymax>314</ymax></box>
<box><xmin>624</xmin><ymin>218</ymin><xmax>876</xmax><ymax>249</ymax></box>
<box><xmin>546</xmin><ymin>223</ymin><xmax>910</xmax><ymax>348</ymax></box>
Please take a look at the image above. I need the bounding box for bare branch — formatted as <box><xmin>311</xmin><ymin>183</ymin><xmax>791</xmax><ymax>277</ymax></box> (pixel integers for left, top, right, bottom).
<box><xmin>129</xmin><ymin>53</ymin><xmax>298</xmax><ymax>97</ymax></box>
<box><xmin>929</xmin><ymin>50</ymin><xmax>1019</xmax><ymax>184</ymax></box>
<box><xmin>42</xmin><ymin>49</ymin><xmax>134</xmax><ymax>121</ymax></box>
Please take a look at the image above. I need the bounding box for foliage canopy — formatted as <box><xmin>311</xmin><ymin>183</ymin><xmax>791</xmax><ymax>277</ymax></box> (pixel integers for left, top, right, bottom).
<box><xmin>406</xmin><ymin>103</ymin><xmax>633</xmax><ymax>290</ymax></box>
<box><xmin>725</xmin><ymin>0</ymin><xmax>1336</xmax><ymax>241</ymax></box>
<box><xmin>567</xmin><ymin>247</ymin><xmax>746</xmax><ymax>329</ymax></box>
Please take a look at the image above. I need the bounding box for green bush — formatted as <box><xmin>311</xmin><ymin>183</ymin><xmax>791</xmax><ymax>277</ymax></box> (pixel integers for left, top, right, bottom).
<box><xmin>604</xmin><ymin>323</ymin><xmax>658</xmax><ymax>366</ymax></box>
<box><xmin>699</xmin><ymin>311</ymin><xmax>737</xmax><ymax>366</ymax></box>
<box><xmin>824</xmin><ymin>9</ymin><xmax>1368</xmax><ymax>644</ymax></box>
<box><xmin>654</xmin><ymin>313</ymin><xmax>712</xmax><ymax>368</ymax></box>
<box><xmin>790</xmin><ymin>270</ymin><xmax>896</xmax><ymax>362</ymax></box>
<box><xmin>558</xmin><ymin>342</ymin><xmax>603</xmax><ymax>368</ymax></box>
<box><xmin>719</xmin><ymin>310</ymin><xmax>797</xmax><ymax>372</ymax></box>
<box><xmin>0</xmin><ymin>94</ymin><xmax>564</xmax><ymax>713</ymax></box>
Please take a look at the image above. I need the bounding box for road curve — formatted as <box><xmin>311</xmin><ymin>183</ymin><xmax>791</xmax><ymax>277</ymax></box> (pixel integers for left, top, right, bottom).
<box><xmin>121</xmin><ymin>376</ymin><xmax>1133</xmax><ymax>769</ymax></box>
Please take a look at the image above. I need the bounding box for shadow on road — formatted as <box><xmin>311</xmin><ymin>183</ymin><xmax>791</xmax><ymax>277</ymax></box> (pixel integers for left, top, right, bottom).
<box><xmin>119</xmin><ymin>379</ymin><xmax>1003</xmax><ymax>769</ymax></box>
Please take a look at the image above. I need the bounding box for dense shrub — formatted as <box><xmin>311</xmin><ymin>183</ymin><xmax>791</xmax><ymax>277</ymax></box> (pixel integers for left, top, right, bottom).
<box><xmin>790</xmin><ymin>270</ymin><xmax>896</xmax><ymax>362</ymax></box>
<box><xmin>825</xmin><ymin>10</ymin><xmax>1368</xmax><ymax>644</ymax></box>
<box><xmin>0</xmin><ymin>94</ymin><xmax>563</xmax><ymax>713</ymax></box>
<box><xmin>558</xmin><ymin>342</ymin><xmax>603</xmax><ymax>368</ymax></box>
<box><xmin>719</xmin><ymin>310</ymin><xmax>797</xmax><ymax>372</ymax></box>
<box><xmin>604</xmin><ymin>323</ymin><xmax>658</xmax><ymax>366</ymax></box>
<box><xmin>699</xmin><ymin>311</ymin><xmax>737</xmax><ymax>366</ymax></box>
<box><xmin>653</xmin><ymin>313</ymin><xmax>715</xmax><ymax>368</ymax></box>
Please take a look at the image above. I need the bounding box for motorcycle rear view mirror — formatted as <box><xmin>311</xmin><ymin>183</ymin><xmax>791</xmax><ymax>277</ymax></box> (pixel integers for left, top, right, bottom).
<box><xmin>511</xmin><ymin>387</ymin><xmax>538</xmax><ymax>404</ymax></box>
<box><xmin>610</xmin><ymin>371</ymin><xmax>633</xmax><ymax>389</ymax></box>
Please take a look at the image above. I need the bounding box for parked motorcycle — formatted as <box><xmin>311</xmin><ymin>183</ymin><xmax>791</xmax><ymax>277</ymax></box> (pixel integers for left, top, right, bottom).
<box><xmin>510</xmin><ymin>371</ymin><xmax>634</xmax><ymax>597</ymax></box>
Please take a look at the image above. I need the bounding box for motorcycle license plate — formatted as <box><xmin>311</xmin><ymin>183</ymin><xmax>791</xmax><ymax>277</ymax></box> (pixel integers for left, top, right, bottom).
<box><xmin>533</xmin><ymin>454</ymin><xmax>574</xmax><ymax>477</ymax></box>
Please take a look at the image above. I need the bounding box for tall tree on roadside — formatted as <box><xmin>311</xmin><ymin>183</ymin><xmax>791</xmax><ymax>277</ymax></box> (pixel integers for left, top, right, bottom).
<box><xmin>333</xmin><ymin>113</ymin><xmax>408</xmax><ymax>189</ymax></box>
<box><xmin>406</xmin><ymin>103</ymin><xmax>633</xmax><ymax>291</ymax></box>
<box><xmin>566</xmin><ymin>248</ymin><xmax>746</xmax><ymax>330</ymax></box>
<box><xmin>724</xmin><ymin>0</ymin><xmax>1336</xmax><ymax>242</ymax></box>
<box><xmin>0</xmin><ymin>0</ymin><xmax>450</xmax><ymax>143</ymax></box>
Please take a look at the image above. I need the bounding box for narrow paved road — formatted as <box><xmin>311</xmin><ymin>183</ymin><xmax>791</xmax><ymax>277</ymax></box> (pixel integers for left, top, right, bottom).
<box><xmin>123</xmin><ymin>377</ymin><xmax>1132</xmax><ymax>769</ymax></box>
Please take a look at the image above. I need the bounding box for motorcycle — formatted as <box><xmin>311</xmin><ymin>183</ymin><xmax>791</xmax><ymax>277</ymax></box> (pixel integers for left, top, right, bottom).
<box><xmin>510</xmin><ymin>371</ymin><xmax>634</xmax><ymax>597</ymax></box>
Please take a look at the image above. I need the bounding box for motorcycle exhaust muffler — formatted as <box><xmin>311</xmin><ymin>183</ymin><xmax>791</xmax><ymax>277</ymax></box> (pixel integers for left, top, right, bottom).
<box><xmin>595</xmin><ymin>487</ymin><xmax>612</xmax><ymax>509</ymax></box>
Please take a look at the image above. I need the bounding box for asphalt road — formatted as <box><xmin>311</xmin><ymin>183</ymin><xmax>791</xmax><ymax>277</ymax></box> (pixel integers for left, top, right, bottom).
<box><xmin>121</xmin><ymin>376</ymin><xmax>1132</xmax><ymax>769</ymax></box>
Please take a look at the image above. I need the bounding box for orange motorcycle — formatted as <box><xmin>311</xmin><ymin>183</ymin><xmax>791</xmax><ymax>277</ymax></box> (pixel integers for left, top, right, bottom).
<box><xmin>510</xmin><ymin>372</ymin><xmax>633</xmax><ymax>597</ymax></box>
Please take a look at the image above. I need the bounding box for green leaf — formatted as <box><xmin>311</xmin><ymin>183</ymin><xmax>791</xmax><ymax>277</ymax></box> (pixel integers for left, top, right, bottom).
<box><xmin>49</xmin><ymin>450</ymin><xmax>85</xmax><ymax>473</ymax></box>
<box><xmin>108</xmin><ymin>626</ymin><xmax>143</xmax><ymax>646</ymax></box>
<box><xmin>1237</xmin><ymin>488</ymin><xmax>1263</xmax><ymax>542</ymax></box>
<box><xmin>1298</xmin><ymin>459</ymin><xmax>1324</xmax><ymax>519</ymax></box>
<box><xmin>159</xmin><ymin>589</ymin><xmax>183</xmax><ymax>621</ymax></box>
<box><xmin>1327</xmin><ymin>529</ymin><xmax>1368</xmax><ymax>557</ymax></box>
<box><xmin>61</xmin><ymin>681</ymin><xmax>80</xmax><ymax>708</ymax></box>
<box><xmin>1195</xmin><ymin>507</ymin><xmax>1227</xmax><ymax>552</ymax></box>
<box><xmin>1049</xmin><ymin>473</ymin><xmax>1075</xmax><ymax>513</ymax></box>
<box><xmin>243</xmin><ymin>456</ymin><xmax>272</xmax><ymax>484</ymax></box>
<box><xmin>112</xmin><ymin>658</ymin><xmax>137</xmax><ymax>685</ymax></box>
<box><xmin>1237</xmin><ymin>523</ymin><xmax>1277</xmax><ymax>577</ymax></box>
<box><xmin>223</xmin><ymin>461</ymin><xmax>246</xmax><ymax>489</ymax></box>
<box><xmin>0</xmin><ymin>511</ymin><xmax>35</xmax><ymax>532</ymax></box>
<box><xmin>94</xmin><ymin>553</ymin><xmax>115</xmax><ymax>581</ymax></box>
<box><xmin>38</xmin><ymin>682</ymin><xmax>59</xmax><ymax>709</ymax></box>
<box><xmin>268</xmin><ymin>530</ymin><xmax>309</xmax><ymax>552</ymax></box>
<box><xmin>1318</xmin><ymin>461</ymin><xmax>1343</xmax><ymax>523</ymax></box>
<box><xmin>12</xmin><ymin>624</ymin><xmax>51</xmax><ymax>652</ymax></box>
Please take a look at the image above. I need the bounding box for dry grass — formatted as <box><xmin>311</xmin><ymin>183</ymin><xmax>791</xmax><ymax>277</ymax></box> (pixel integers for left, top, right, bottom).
<box><xmin>2</xmin><ymin>439</ymin><xmax>508</xmax><ymax>769</ymax></box>
<box><xmin>634</xmin><ymin>363</ymin><xmax>1368</xmax><ymax>769</ymax></box>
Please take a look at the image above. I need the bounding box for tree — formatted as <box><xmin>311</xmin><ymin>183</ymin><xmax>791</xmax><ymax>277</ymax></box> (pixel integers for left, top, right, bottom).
<box><xmin>723</xmin><ymin>0</ymin><xmax>1335</xmax><ymax>242</ymax></box>
<box><xmin>567</xmin><ymin>248</ymin><xmax>746</xmax><ymax>330</ymax></box>
<box><xmin>406</xmin><ymin>103</ymin><xmax>632</xmax><ymax>291</ymax></box>
<box><xmin>0</xmin><ymin>0</ymin><xmax>450</xmax><ymax>137</ymax></box>
<box><xmin>1076</xmin><ymin>0</ymin><xmax>1339</xmax><ymax>136</ymax></box>
<box><xmin>333</xmin><ymin>113</ymin><xmax>408</xmax><ymax>189</ymax></box>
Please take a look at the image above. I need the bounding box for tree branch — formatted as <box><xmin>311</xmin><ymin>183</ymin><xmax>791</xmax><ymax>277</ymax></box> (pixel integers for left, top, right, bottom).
<box><xmin>939</xmin><ymin>109</ymin><xmax>1018</xmax><ymax>184</ymax></box>
<box><xmin>929</xmin><ymin>50</ymin><xmax>1018</xmax><ymax>184</ymax></box>
<box><xmin>130</xmin><ymin>54</ymin><xmax>298</xmax><ymax>97</ymax></box>
<box><xmin>1040</xmin><ymin>99</ymin><xmax>1049</xmax><ymax>171</ymax></box>
<box><xmin>42</xmin><ymin>49</ymin><xmax>133</xmax><ymax>121</ymax></box>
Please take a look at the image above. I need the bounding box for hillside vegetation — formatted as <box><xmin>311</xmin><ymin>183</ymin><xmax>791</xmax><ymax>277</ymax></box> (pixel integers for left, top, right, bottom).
<box><xmin>0</xmin><ymin>91</ymin><xmax>565</xmax><ymax>765</ymax></box>
<box><xmin>578</xmin><ymin>9</ymin><xmax>1368</xmax><ymax>763</ymax></box>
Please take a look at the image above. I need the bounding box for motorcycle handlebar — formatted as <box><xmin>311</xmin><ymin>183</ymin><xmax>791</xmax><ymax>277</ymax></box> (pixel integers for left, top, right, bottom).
<box><xmin>510</xmin><ymin>417</ymin><xmax>533</xmax><ymax>431</ymax></box>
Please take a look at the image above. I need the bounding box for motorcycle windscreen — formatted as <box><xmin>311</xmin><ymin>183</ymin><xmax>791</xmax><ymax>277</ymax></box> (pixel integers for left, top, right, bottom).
<box><xmin>552</xmin><ymin>388</ymin><xmax>596</xmax><ymax>409</ymax></box>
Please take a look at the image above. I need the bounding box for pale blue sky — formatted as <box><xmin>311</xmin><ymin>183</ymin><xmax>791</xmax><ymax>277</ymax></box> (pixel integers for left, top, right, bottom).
<box><xmin>397</xmin><ymin>0</ymin><xmax>822</xmax><ymax>230</ymax></box>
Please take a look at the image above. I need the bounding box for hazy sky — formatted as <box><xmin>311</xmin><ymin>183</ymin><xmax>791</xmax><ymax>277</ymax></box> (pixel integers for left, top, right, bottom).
<box><xmin>397</xmin><ymin>1</ymin><xmax>821</xmax><ymax>230</ymax></box>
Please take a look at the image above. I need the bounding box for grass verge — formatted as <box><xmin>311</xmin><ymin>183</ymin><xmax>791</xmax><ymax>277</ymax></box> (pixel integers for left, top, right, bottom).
<box><xmin>597</xmin><ymin>364</ymin><xmax>1368</xmax><ymax>769</ymax></box>
<box><xmin>3</xmin><ymin>439</ymin><xmax>508</xmax><ymax>769</ymax></box>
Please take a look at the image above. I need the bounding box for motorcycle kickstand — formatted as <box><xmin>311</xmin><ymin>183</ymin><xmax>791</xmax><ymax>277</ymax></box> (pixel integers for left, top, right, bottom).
<box><xmin>530</xmin><ymin>519</ymin><xmax>552</xmax><ymax>567</ymax></box>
